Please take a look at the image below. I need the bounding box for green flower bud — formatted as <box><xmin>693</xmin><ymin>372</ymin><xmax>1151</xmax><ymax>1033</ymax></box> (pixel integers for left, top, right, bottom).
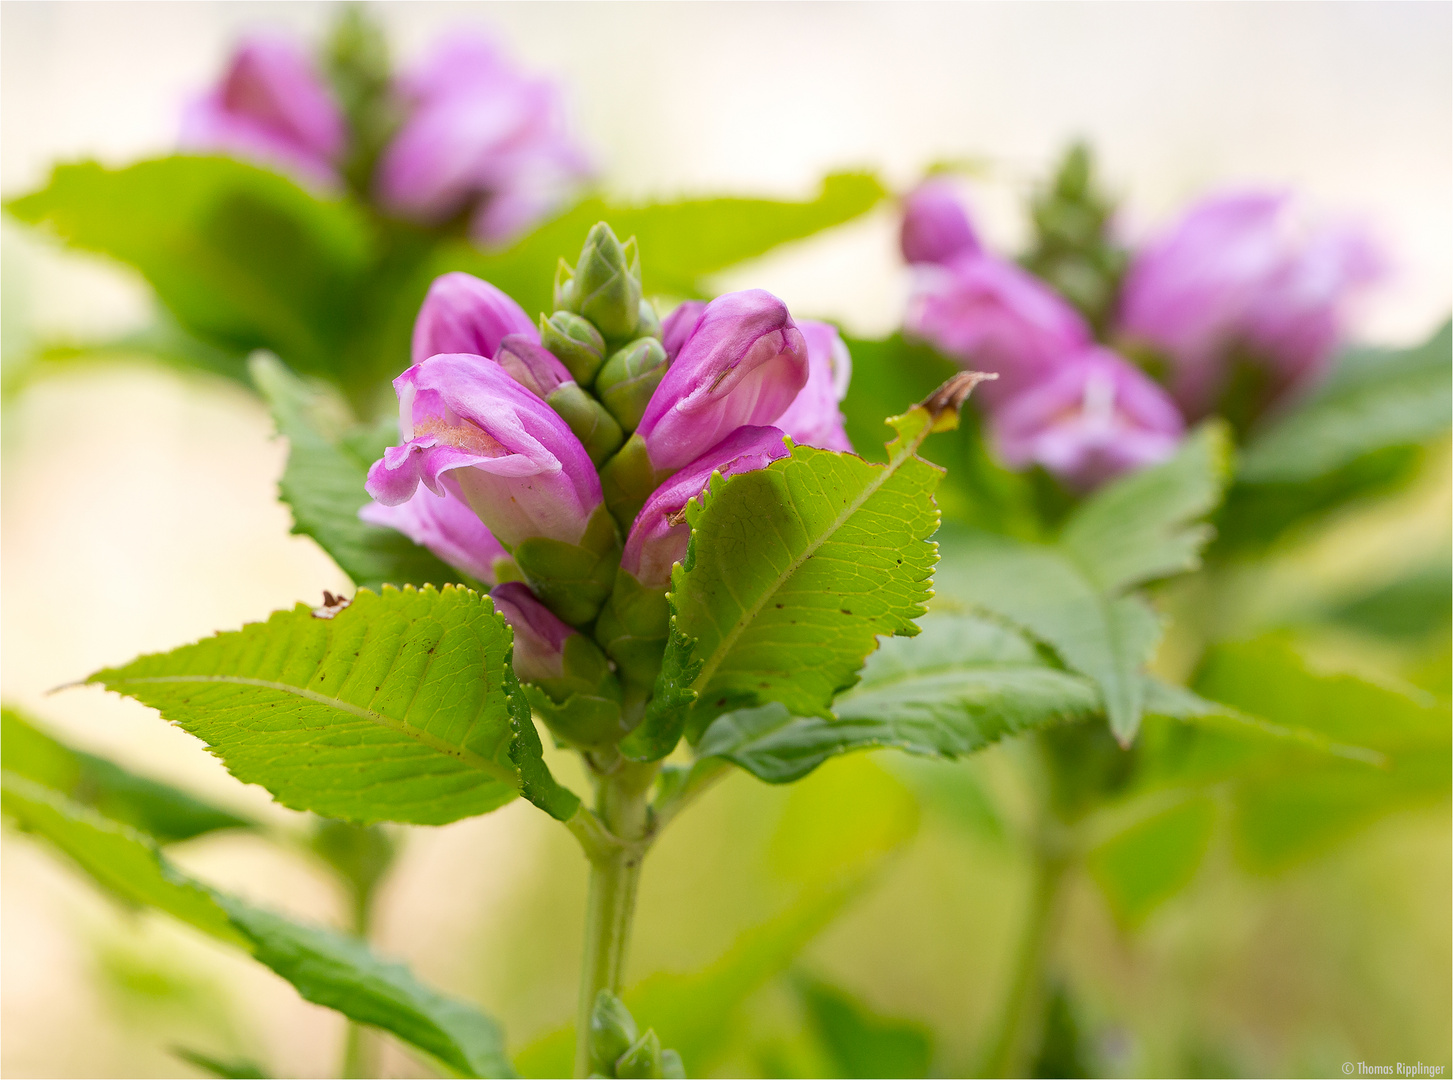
<box><xmin>636</xmin><ymin>298</ymin><xmax>662</xmax><ymax>340</ymax></box>
<box><xmin>594</xmin><ymin>571</ymin><xmax>670</xmax><ymax>693</ymax></box>
<box><xmin>554</xmin><ymin>257</ymin><xmax>577</xmax><ymax>312</ymax></box>
<box><xmin>541</xmin><ymin>310</ymin><xmax>607</xmax><ymax>385</ymax></box>
<box><xmin>546</xmin><ymin>382</ymin><xmax>625</xmax><ymax>465</ymax></box>
<box><xmin>512</xmin><ymin>504</ymin><xmax>621</xmax><ymax>626</ymax></box>
<box><xmin>614</xmin><ymin>1030</ymin><xmax>663</xmax><ymax>1079</ymax></box>
<box><xmin>595</xmin><ymin>337</ymin><xmax>670</xmax><ymax>433</ymax></box>
<box><xmin>574</xmin><ymin>222</ymin><xmax>643</xmax><ymax>342</ymax></box>
<box><xmin>660</xmin><ymin>1049</ymin><xmax>685</xmax><ymax>1079</ymax></box>
<box><xmin>598</xmin><ymin>433</ymin><xmax>672</xmax><ymax>533</ymax></box>
<box><xmin>589</xmin><ymin>991</ymin><xmax>638</xmax><ymax>1076</ymax></box>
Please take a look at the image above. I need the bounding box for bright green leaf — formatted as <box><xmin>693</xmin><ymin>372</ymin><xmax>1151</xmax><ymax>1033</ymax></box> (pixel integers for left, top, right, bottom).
<box><xmin>695</xmin><ymin>616</ymin><xmax>1099</xmax><ymax>783</ymax></box>
<box><xmin>251</xmin><ymin>353</ymin><xmax>464</xmax><ymax>592</ymax></box>
<box><xmin>87</xmin><ymin>585</ymin><xmax>520</xmax><ymax>826</ymax></box>
<box><xmin>171</xmin><ymin>1047</ymin><xmax>270</xmax><ymax>1079</ymax></box>
<box><xmin>1087</xmin><ymin>796</ymin><xmax>1217</xmax><ymax>927</ymax></box>
<box><xmin>2</xmin><ymin>777</ymin><xmax>514</xmax><ymax>1078</ymax></box>
<box><xmin>1</xmin><ymin>706</ymin><xmax>252</xmax><ymax>843</ymax></box>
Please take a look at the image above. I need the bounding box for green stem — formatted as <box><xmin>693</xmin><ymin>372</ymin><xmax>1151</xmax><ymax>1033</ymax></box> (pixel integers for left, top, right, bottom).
<box><xmin>572</xmin><ymin>760</ymin><xmax>658</xmax><ymax>1079</ymax></box>
<box><xmin>980</xmin><ymin>840</ymin><xmax>1069</xmax><ymax>1078</ymax></box>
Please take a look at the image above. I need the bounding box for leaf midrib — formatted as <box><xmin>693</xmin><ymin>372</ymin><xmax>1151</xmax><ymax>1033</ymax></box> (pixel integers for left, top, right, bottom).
<box><xmin>106</xmin><ymin>674</ymin><xmax>518</xmax><ymax>786</ymax></box>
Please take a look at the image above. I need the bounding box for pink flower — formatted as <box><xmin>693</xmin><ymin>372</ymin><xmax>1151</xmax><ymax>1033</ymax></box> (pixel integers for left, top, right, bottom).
<box><xmin>180</xmin><ymin>36</ymin><xmax>345</xmax><ymax>189</ymax></box>
<box><xmin>374</xmin><ymin>33</ymin><xmax>591</xmax><ymax>246</ymax></box>
<box><xmin>622</xmin><ymin>426</ymin><xmax>790</xmax><ymax>589</ymax></box>
<box><xmin>660</xmin><ymin>300</ymin><xmax>708</xmax><ymax>362</ymax></box>
<box><xmin>365</xmin><ymin>353</ymin><xmax>601</xmax><ymax>548</ymax></box>
<box><xmin>490</xmin><ymin>581</ymin><xmax>577</xmax><ymax>684</ymax></box>
<box><xmin>411</xmin><ymin>272</ymin><xmax>538</xmax><ymax>366</ymax></box>
<box><xmin>900</xmin><ymin>179</ymin><xmax>981</xmax><ymax>266</ymax></box>
<box><xmin>359</xmin><ymin>477</ymin><xmax>509</xmax><ymax>584</ymax></box>
<box><xmin>1116</xmin><ymin>190</ymin><xmax>1383</xmax><ymax>417</ymax></box>
<box><xmin>990</xmin><ymin>347</ymin><xmax>1185</xmax><ymax>491</ymax></box>
<box><xmin>775</xmin><ymin>320</ymin><xmax>853</xmax><ymax>452</ymax></box>
<box><xmin>906</xmin><ymin>252</ymin><xmax>1092</xmax><ymax>403</ymax></box>
<box><xmin>636</xmin><ymin>290</ymin><xmax>809</xmax><ymax>473</ymax></box>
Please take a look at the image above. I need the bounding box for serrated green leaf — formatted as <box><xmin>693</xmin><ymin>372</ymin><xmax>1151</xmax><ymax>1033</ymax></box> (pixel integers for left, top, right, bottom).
<box><xmin>506</xmin><ymin>671</ymin><xmax>582</xmax><ymax>823</ymax></box>
<box><xmin>6</xmin><ymin>156</ymin><xmax>370</xmax><ymax>378</ymax></box>
<box><xmin>87</xmin><ymin>585</ymin><xmax>519</xmax><ymax>826</ymax></box>
<box><xmin>251</xmin><ymin>353</ymin><xmax>464</xmax><ymax>592</ymax></box>
<box><xmin>1238</xmin><ymin>321</ymin><xmax>1452</xmax><ymax>484</ymax></box>
<box><xmin>695</xmin><ymin>616</ymin><xmax>1099</xmax><ymax>783</ymax></box>
<box><xmin>1059</xmin><ymin>424</ymin><xmax>1231</xmax><ymax>593</ymax></box>
<box><xmin>1</xmin><ymin>706</ymin><xmax>252</xmax><ymax>843</ymax></box>
<box><xmin>793</xmin><ymin>974</ymin><xmax>933</xmax><ymax>1080</ymax></box>
<box><xmin>671</xmin><ymin>437</ymin><xmax>941</xmax><ymax>729</ymax></box>
<box><xmin>3</xmin><ymin>777</ymin><xmax>514</xmax><ymax>1077</ymax></box>
<box><xmin>1086</xmin><ymin>795</ymin><xmax>1217</xmax><ymax>927</ymax></box>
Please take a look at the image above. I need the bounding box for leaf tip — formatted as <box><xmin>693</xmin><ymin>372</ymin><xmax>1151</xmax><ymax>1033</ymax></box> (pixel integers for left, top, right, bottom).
<box><xmin>923</xmin><ymin>370</ymin><xmax>996</xmax><ymax>433</ymax></box>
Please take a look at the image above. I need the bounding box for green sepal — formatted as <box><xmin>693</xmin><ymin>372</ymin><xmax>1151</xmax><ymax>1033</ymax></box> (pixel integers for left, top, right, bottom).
<box><xmin>617</xmin><ymin>617</ymin><xmax>701</xmax><ymax>762</ymax></box>
<box><xmin>599</xmin><ymin>433</ymin><xmax>671</xmax><ymax>532</ymax></box>
<box><xmin>506</xmin><ymin>668</ymin><xmax>583</xmax><ymax>822</ymax></box>
<box><xmin>594</xmin><ymin>570</ymin><xmax>671</xmax><ymax>692</ymax></box>
<box><xmin>521</xmin><ymin>634</ymin><xmax>627</xmax><ymax>748</ymax></box>
<box><xmin>596</xmin><ymin>338</ymin><xmax>670</xmax><ymax>433</ymax></box>
<box><xmin>636</xmin><ymin>299</ymin><xmax>662</xmax><ymax>341</ymax></box>
<box><xmin>573</xmin><ymin>223</ymin><xmax>643</xmax><ymax>342</ymax></box>
<box><xmin>614</xmin><ymin>1030</ymin><xmax>663</xmax><ymax>1079</ymax></box>
<box><xmin>546</xmin><ymin>382</ymin><xmax>625</xmax><ymax>465</ymax></box>
<box><xmin>512</xmin><ymin>504</ymin><xmax>622</xmax><ymax>626</ymax></box>
<box><xmin>541</xmin><ymin>310</ymin><xmax>607</xmax><ymax>386</ymax></box>
<box><xmin>589</xmin><ymin>990</ymin><xmax>638</xmax><ymax>1075</ymax></box>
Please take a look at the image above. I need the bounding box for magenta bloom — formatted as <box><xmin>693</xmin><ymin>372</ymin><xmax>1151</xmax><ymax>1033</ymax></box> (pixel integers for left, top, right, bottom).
<box><xmin>1116</xmin><ymin>190</ymin><xmax>1383</xmax><ymax>417</ymax></box>
<box><xmin>636</xmin><ymin>290</ymin><xmax>809</xmax><ymax>473</ymax></box>
<box><xmin>906</xmin><ymin>252</ymin><xmax>1092</xmax><ymax>403</ymax></box>
<box><xmin>494</xmin><ymin>334</ymin><xmax>572</xmax><ymax>398</ymax></box>
<box><xmin>775</xmin><ymin>320</ymin><xmax>853</xmax><ymax>452</ymax></box>
<box><xmin>900</xmin><ymin>179</ymin><xmax>981</xmax><ymax>266</ymax></box>
<box><xmin>660</xmin><ymin>300</ymin><xmax>707</xmax><ymax>361</ymax></box>
<box><xmin>623</xmin><ymin>426</ymin><xmax>790</xmax><ymax>589</ymax></box>
<box><xmin>180</xmin><ymin>36</ymin><xmax>345</xmax><ymax>189</ymax></box>
<box><xmin>375</xmin><ymin>33</ymin><xmax>591</xmax><ymax>246</ymax></box>
<box><xmin>990</xmin><ymin>348</ymin><xmax>1185</xmax><ymax>491</ymax></box>
<box><xmin>412</xmin><ymin>272</ymin><xmax>538</xmax><ymax>366</ymax></box>
<box><xmin>359</xmin><ymin>477</ymin><xmax>509</xmax><ymax>584</ymax></box>
<box><xmin>490</xmin><ymin>581</ymin><xmax>577</xmax><ymax>684</ymax></box>
<box><xmin>365</xmin><ymin>354</ymin><xmax>601</xmax><ymax>548</ymax></box>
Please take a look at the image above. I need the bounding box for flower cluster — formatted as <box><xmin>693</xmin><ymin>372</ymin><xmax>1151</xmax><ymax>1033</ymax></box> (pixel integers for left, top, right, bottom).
<box><xmin>182</xmin><ymin>28</ymin><xmax>590</xmax><ymax>245</ymax></box>
<box><xmin>901</xmin><ymin>179</ymin><xmax>1380</xmax><ymax>489</ymax></box>
<box><xmin>363</xmin><ymin>224</ymin><xmax>853</xmax><ymax>743</ymax></box>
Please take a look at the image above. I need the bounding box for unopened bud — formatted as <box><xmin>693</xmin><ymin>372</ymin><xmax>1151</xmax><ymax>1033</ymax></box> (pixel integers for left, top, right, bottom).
<box><xmin>545</xmin><ymin>382</ymin><xmax>625</xmax><ymax>465</ymax></box>
<box><xmin>636</xmin><ymin>298</ymin><xmax>662</xmax><ymax>340</ymax></box>
<box><xmin>573</xmin><ymin>222</ymin><xmax>642</xmax><ymax>341</ymax></box>
<box><xmin>589</xmin><ymin>991</ymin><xmax>638</xmax><ymax>1076</ymax></box>
<box><xmin>554</xmin><ymin>257</ymin><xmax>576</xmax><ymax>311</ymax></box>
<box><xmin>595</xmin><ymin>337</ymin><xmax>670</xmax><ymax>433</ymax></box>
<box><xmin>541</xmin><ymin>310</ymin><xmax>607</xmax><ymax>385</ymax></box>
<box><xmin>614</xmin><ymin>1030</ymin><xmax>663</xmax><ymax>1079</ymax></box>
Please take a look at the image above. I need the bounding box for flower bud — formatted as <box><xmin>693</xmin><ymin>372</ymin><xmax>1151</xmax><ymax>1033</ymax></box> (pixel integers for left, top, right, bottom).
<box><xmin>359</xmin><ymin>477</ymin><xmax>514</xmax><ymax>585</ymax></box>
<box><xmin>491</xmin><ymin>583</ymin><xmax>624</xmax><ymax>746</ymax></box>
<box><xmin>571</xmin><ymin>222</ymin><xmax>643</xmax><ymax>341</ymax></box>
<box><xmin>180</xmin><ymin>36</ymin><xmax>346</xmax><ymax>190</ymax></box>
<box><xmin>553</xmin><ymin>257</ymin><xmax>576</xmax><ymax>311</ymax></box>
<box><xmin>900</xmin><ymin>179</ymin><xmax>981</xmax><ymax>266</ymax></box>
<box><xmin>905</xmin><ymin>252</ymin><xmax>1091</xmax><ymax>404</ymax></box>
<box><xmin>598</xmin><ymin>426</ymin><xmax>788</xmax><ymax>688</ymax></box>
<box><xmin>413</xmin><ymin>273</ymin><xmax>537</xmax><ymax>366</ymax></box>
<box><xmin>545</xmin><ymin>383</ymin><xmax>625</xmax><ymax>465</ymax></box>
<box><xmin>659</xmin><ymin>300</ymin><xmax>706</xmax><ymax>361</ymax></box>
<box><xmin>589</xmin><ymin>991</ymin><xmax>638</xmax><ymax>1077</ymax></box>
<box><xmin>540</xmin><ymin>310</ymin><xmax>607</xmax><ymax>386</ymax></box>
<box><xmin>989</xmin><ymin>347</ymin><xmax>1184</xmax><ymax>491</ymax></box>
<box><xmin>494</xmin><ymin>334</ymin><xmax>570</xmax><ymax>398</ymax></box>
<box><xmin>595</xmin><ymin>337</ymin><xmax>670</xmax><ymax>433</ymax></box>
<box><xmin>615</xmin><ymin>1030</ymin><xmax>663</xmax><ymax>1079</ymax></box>
<box><xmin>774</xmin><ymin>320</ymin><xmax>853</xmax><ymax>451</ymax></box>
<box><xmin>636</xmin><ymin>298</ymin><xmax>662</xmax><ymax>341</ymax></box>
<box><xmin>365</xmin><ymin>354</ymin><xmax>618</xmax><ymax>624</ymax></box>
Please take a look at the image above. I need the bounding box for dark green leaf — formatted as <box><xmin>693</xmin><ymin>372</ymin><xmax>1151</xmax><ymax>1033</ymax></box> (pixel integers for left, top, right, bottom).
<box><xmin>3</xmin><ymin>777</ymin><xmax>514</xmax><ymax>1077</ymax></box>
<box><xmin>695</xmin><ymin>616</ymin><xmax>1099</xmax><ymax>783</ymax></box>
<box><xmin>7</xmin><ymin>156</ymin><xmax>370</xmax><ymax>378</ymax></box>
<box><xmin>171</xmin><ymin>1047</ymin><xmax>271</xmax><ymax>1079</ymax></box>
<box><xmin>794</xmin><ymin>974</ymin><xmax>933</xmax><ymax>1079</ymax></box>
<box><xmin>251</xmin><ymin>353</ymin><xmax>464</xmax><ymax>592</ymax></box>
<box><xmin>505</xmin><ymin>670</ymin><xmax>582</xmax><ymax>822</ymax></box>
<box><xmin>1</xmin><ymin>706</ymin><xmax>252</xmax><ymax>842</ymax></box>
<box><xmin>1318</xmin><ymin>558</ymin><xmax>1453</xmax><ymax>640</ymax></box>
<box><xmin>87</xmin><ymin>585</ymin><xmax>520</xmax><ymax>826</ymax></box>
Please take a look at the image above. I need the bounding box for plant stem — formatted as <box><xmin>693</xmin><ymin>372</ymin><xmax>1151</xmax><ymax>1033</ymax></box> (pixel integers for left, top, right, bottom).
<box><xmin>573</xmin><ymin>760</ymin><xmax>657</xmax><ymax>1079</ymax></box>
<box><xmin>980</xmin><ymin>837</ymin><xmax>1069</xmax><ymax>1078</ymax></box>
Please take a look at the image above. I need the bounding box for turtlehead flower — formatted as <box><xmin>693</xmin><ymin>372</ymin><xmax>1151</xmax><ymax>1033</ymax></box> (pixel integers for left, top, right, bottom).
<box><xmin>494</xmin><ymin>334</ymin><xmax>571</xmax><ymax>398</ymax></box>
<box><xmin>375</xmin><ymin>33</ymin><xmax>591</xmax><ymax>246</ymax></box>
<box><xmin>1116</xmin><ymin>190</ymin><xmax>1383</xmax><ymax>418</ymax></box>
<box><xmin>636</xmin><ymin>290</ymin><xmax>808</xmax><ymax>473</ymax></box>
<box><xmin>622</xmin><ymin>426</ymin><xmax>790</xmax><ymax>589</ymax></box>
<box><xmin>906</xmin><ymin>252</ymin><xmax>1092</xmax><ymax>402</ymax></box>
<box><xmin>412</xmin><ymin>273</ymin><xmax>537</xmax><ymax>366</ymax></box>
<box><xmin>490</xmin><ymin>581</ymin><xmax>579</xmax><ymax>684</ymax></box>
<box><xmin>990</xmin><ymin>347</ymin><xmax>1184</xmax><ymax>491</ymax></box>
<box><xmin>900</xmin><ymin>179</ymin><xmax>981</xmax><ymax>266</ymax></box>
<box><xmin>181</xmin><ymin>36</ymin><xmax>346</xmax><ymax>189</ymax></box>
<box><xmin>775</xmin><ymin>320</ymin><xmax>853</xmax><ymax>452</ymax></box>
<box><xmin>660</xmin><ymin>301</ymin><xmax>707</xmax><ymax>361</ymax></box>
<box><xmin>359</xmin><ymin>477</ymin><xmax>509</xmax><ymax>584</ymax></box>
<box><xmin>365</xmin><ymin>353</ymin><xmax>601</xmax><ymax>549</ymax></box>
